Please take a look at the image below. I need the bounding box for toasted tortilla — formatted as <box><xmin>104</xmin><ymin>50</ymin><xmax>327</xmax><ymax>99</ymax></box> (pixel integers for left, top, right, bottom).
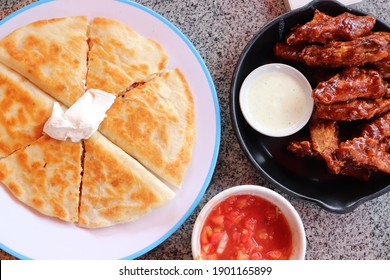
<box><xmin>99</xmin><ymin>68</ymin><xmax>195</xmax><ymax>188</ymax></box>
<box><xmin>0</xmin><ymin>16</ymin><xmax>89</xmax><ymax>107</ymax></box>
<box><xmin>0</xmin><ymin>135</ymin><xmax>82</xmax><ymax>222</ymax></box>
<box><xmin>0</xmin><ymin>17</ymin><xmax>195</xmax><ymax>228</ymax></box>
<box><xmin>0</xmin><ymin>63</ymin><xmax>56</xmax><ymax>158</ymax></box>
<box><xmin>86</xmin><ymin>17</ymin><xmax>168</xmax><ymax>94</ymax></box>
<box><xmin>79</xmin><ymin>132</ymin><xmax>175</xmax><ymax>228</ymax></box>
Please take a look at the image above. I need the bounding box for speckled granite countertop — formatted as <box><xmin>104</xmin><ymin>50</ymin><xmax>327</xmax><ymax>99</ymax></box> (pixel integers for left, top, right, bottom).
<box><xmin>1</xmin><ymin>0</ymin><xmax>389</xmax><ymax>260</ymax></box>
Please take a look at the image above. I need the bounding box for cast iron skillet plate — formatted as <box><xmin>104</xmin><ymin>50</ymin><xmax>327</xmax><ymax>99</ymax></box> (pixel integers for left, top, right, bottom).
<box><xmin>230</xmin><ymin>0</ymin><xmax>390</xmax><ymax>213</ymax></box>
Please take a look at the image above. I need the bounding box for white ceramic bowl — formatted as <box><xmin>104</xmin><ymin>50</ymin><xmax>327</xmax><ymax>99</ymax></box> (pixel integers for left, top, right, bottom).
<box><xmin>239</xmin><ymin>63</ymin><xmax>313</xmax><ymax>137</ymax></box>
<box><xmin>192</xmin><ymin>185</ymin><xmax>306</xmax><ymax>260</ymax></box>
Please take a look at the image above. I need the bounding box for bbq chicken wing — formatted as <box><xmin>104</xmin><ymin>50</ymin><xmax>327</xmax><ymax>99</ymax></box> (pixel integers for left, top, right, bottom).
<box><xmin>287</xmin><ymin>140</ymin><xmax>319</xmax><ymax>158</ymax></box>
<box><xmin>312</xmin><ymin>67</ymin><xmax>388</xmax><ymax>104</ymax></box>
<box><xmin>279</xmin><ymin>10</ymin><xmax>390</xmax><ymax>180</ymax></box>
<box><xmin>310</xmin><ymin>118</ymin><xmax>341</xmax><ymax>174</ymax></box>
<box><xmin>301</xmin><ymin>32</ymin><xmax>390</xmax><ymax>68</ymax></box>
<box><xmin>360</xmin><ymin>111</ymin><xmax>390</xmax><ymax>140</ymax></box>
<box><xmin>286</xmin><ymin>10</ymin><xmax>376</xmax><ymax>45</ymax></box>
<box><xmin>370</xmin><ymin>54</ymin><xmax>390</xmax><ymax>79</ymax></box>
<box><xmin>274</xmin><ymin>42</ymin><xmax>305</xmax><ymax>62</ymax></box>
<box><xmin>337</xmin><ymin>137</ymin><xmax>390</xmax><ymax>174</ymax></box>
<box><xmin>315</xmin><ymin>97</ymin><xmax>390</xmax><ymax>121</ymax></box>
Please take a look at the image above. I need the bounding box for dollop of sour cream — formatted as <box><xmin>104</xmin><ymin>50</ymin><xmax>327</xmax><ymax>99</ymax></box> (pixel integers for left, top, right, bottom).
<box><xmin>43</xmin><ymin>89</ymin><xmax>116</xmax><ymax>142</ymax></box>
<box><xmin>247</xmin><ymin>71</ymin><xmax>307</xmax><ymax>131</ymax></box>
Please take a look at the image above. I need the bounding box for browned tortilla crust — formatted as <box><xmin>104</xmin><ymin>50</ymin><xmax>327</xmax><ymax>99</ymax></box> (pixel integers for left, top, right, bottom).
<box><xmin>0</xmin><ymin>135</ymin><xmax>82</xmax><ymax>222</ymax></box>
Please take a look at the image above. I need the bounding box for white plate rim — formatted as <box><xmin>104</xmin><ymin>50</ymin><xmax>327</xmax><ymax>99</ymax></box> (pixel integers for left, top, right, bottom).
<box><xmin>0</xmin><ymin>0</ymin><xmax>221</xmax><ymax>260</ymax></box>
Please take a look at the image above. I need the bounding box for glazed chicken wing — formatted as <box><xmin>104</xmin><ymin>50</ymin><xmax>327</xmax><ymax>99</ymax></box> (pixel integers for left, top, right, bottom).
<box><xmin>274</xmin><ymin>42</ymin><xmax>305</xmax><ymax>62</ymax></box>
<box><xmin>286</xmin><ymin>10</ymin><xmax>376</xmax><ymax>45</ymax></box>
<box><xmin>360</xmin><ymin>111</ymin><xmax>390</xmax><ymax>140</ymax></box>
<box><xmin>312</xmin><ymin>67</ymin><xmax>388</xmax><ymax>104</ymax></box>
<box><xmin>279</xmin><ymin>10</ymin><xmax>390</xmax><ymax>180</ymax></box>
<box><xmin>301</xmin><ymin>32</ymin><xmax>390</xmax><ymax>68</ymax></box>
<box><xmin>337</xmin><ymin>137</ymin><xmax>390</xmax><ymax>174</ymax></box>
<box><xmin>287</xmin><ymin>136</ymin><xmax>372</xmax><ymax>180</ymax></box>
<box><xmin>370</xmin><ymin>54</ymin><xmax>390</xmax><ymax>79</ymax></box>
<box><xmin>315</xmin><ymin>97</ymin><xmax>390</xmax><ymax>121</ymax></box>
<box><xmin>381</xmin><ymin>137</ymin><xmax>390</xmax><ymax>151</ymax></box>
<box><xmin>310</xmin><ymin>118</ymin><xmax>341</xmax><ymax>174</ymax></box>
<box><xmin>287</xmin><ymin>140</ymin><xmax>319</xmax><ymax>158</ymax></box>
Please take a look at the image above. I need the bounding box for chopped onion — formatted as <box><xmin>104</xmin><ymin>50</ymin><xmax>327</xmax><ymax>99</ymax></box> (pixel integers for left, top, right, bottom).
<box><xmin>216</xmin><ymin>232</ymin><xmax>229</xmax><ymax>254</ymax></box>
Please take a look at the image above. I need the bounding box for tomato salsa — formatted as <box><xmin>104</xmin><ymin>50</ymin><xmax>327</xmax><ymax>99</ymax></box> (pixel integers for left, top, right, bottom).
<box><xmin>200</xmin><ymin>194</ymin><xmax>293</xmax><ymax>260</ymax></box>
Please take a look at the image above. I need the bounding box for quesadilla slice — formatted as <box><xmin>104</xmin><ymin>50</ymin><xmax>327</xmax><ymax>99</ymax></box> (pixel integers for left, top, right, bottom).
<box><xmin>0</xmin><ymin>16</ymin><xmax>89</xmax><ymax>107</ymax></box>
<box><xmin>0</xmin><ymin>63</ymin><xmax>56</xmax><ymax>158</ymax></box>
<box><xmin>99</xmin><ymin>68</ymin><xmax>195</xmax><ymax>188</ymax></box>
<box><xmin>86</xmin><ymin>17</ymin><xmax>168</xmax><ymax>94</ymax></box>
<box><xmin>0</xmin><ymin>135</ymin><xmax>82</xmax><ymax>222</ymax></box>
<box><xmin>79</xmin><ymin>132</ymin><xmax>175</xmax><ymax>228</ymax></box>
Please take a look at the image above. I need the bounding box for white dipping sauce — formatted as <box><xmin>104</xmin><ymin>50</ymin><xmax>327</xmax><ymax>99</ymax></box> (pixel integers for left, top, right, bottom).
<box><xmin>246</xmin><ymin>71</ymin><xmax>307</xmax><ymax>131</ymax></box>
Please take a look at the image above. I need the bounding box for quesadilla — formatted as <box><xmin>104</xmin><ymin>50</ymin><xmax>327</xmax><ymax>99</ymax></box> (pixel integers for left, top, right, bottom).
<box><xmin>0</xmin><ymin>16</ymin><xmax>197</xmax><ymax>228</ymax></box>
<box><xmin>86</xmin><ymin>17</ymin><xmax>168</xmax><ymax>94</ymax></box>
<box><xmin>0</xmin><ymin>16</ymin><xmax>89</xmax><ymax>107</ymax></box>
<box><xmin>78</xmin><ymin>132</ymin><xmax>175</xmax><ymax>228</ymax></box>
<box><xmin>0</xmin><ymin>63</ymin><xmax>56</xmax><ymax>158</ymax></box>
<box><xmin>99</xmin><ymin>68</ymin><xmax>195</xmax><ymax>188</ymax></box>
<box><xmin>0</xmin><ymin>135</ymin><xmax>82</xmax><ymax>222</ymax></box>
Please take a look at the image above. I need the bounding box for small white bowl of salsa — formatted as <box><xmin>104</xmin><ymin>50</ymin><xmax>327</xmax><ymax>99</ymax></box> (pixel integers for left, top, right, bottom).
<box><xmin>192</xmin><ymin>185</ymin><xmax>306</xmax><ymax>260</ymax></box>
<box><xmin>239</xmin><ymin>63</ymin><xmax>313</xmax><ymax>137</ymax></box>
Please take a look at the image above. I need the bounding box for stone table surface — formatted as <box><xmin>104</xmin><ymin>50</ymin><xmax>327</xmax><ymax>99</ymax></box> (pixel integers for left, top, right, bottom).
<box><xmin>0</xmin><ymin>0</ymin><xmax>389</xmax><ymax>260</ymax></box>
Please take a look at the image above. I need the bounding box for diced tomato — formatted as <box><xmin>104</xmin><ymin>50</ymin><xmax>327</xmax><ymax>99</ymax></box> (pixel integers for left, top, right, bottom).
<box><xmin>232</xmin><ymin>231</ymin><xmax>241</xmax><ymax>243</ymax></box>
<box><xmin>213</xmin><ymin>227</ymin><xmax>222</xmax><ymax>233</ymax></box>
<box><xmin>266</xmin><ymin>250</ymin><xmax>283</xmax><ymax>260</ymax></box>
<box><xmin>252</xmin><ymin>244</ymin><xmax>264</xmax><ymax>253</ymax></box>
<box><xmin>226</xmin><ymin>209</ymin><xmax>241</xmax><ymax>223</ymax></box>
<box><xmin>203</xmin><ymin>253</ymin><xmax>218</xmax><ymax>260</ymax></box>
<box><xmin>235</xmin><ymin>197</ymin><xmax>247</xmax><ymax>209</ymax></box>
<box><xmin>205</xmin><ymin>225</ymin><xmax>213</xmax><ymax>237</ymax></box>
<box><xmin>257</xmin><ymin>228</ymin><xmax>269</xmax><ymax>240</ymax></box>
<box><xmin>200</xmin><ymin>227</ymin><xmax>210</xmax><ymax>244</ymax></box>
<box><xmin>210</xmin><ymin>232</ymin><xmax>224</xmax><ymax>245</ymax></box>
<box><xmin>199</xmin><ymin>194</ymin><xmax>292</xmax><ymax>260</ymax></box>
<box><xmin>225</xmin><ymin>196</ymin><xmax>237</xmax><ymax>205</ymax></box>
<box><xmin>211</xmin><ymin>215</ymin><xmax>224</xmax><ymax>227</ymax></box>
<box><xmin>240</xmin><ymin>229</ymin><xmax>251</xmax><ymax>243</ymax></box>
<box><xmin>236</xmin><ymin>251</ymin><xmax>249</xmax><ymax>260</ymax></box>
<box><xmin>244</xmin><ymin>217</ymin><xmax>257</xmax><ymax>231</ymax></box>
<box><xmin>265</xmin><ymin>207</ymin><xmax>279</xmax><ymax>223</ymax></box>
<box><xmin>202</xmin><ymin>243</ymin><xmax>213</xmax><ymax>254</ymax></box>
<box><xmin>250</xmin><ymin>252</ymin><xmax>263</xmax><ymax>260</ymax></box>
<box><xmin>245</xmin><ymin>237</ymin><xmax>257</xmax><ymax>252</ymax></box>
<box><xmin>246</xmin><ymin>196</ymin><xmax>256</xmax><ymax>206</ymax></box>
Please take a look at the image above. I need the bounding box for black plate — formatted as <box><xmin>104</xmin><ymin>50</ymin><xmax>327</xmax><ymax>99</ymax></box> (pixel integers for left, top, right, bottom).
<box><xmin>230</xmin><ymin>0</ymin><xmax>390</xmax><ymax>213</ymax></box>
